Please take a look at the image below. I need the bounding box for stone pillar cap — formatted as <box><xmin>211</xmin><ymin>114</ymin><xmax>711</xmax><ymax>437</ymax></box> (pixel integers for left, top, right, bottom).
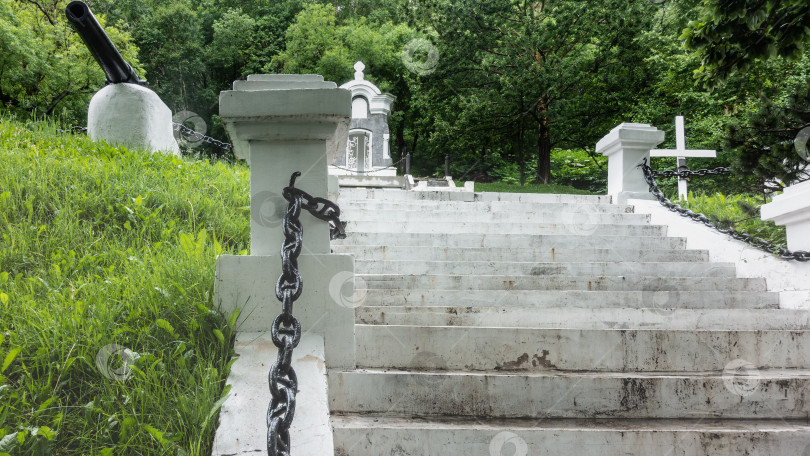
<box><xmin>761</xmin><ymin>180</ymin><xmax>810</xmax><ymax>225</ymax></box>
<box><xmin>596</xmin><ymin>123</ymin><xmax>665</xmax><ymax>156</ymax></box>
<box><xmin>220</xmin><ymin>74</ymin><xmax>351</xmax><ymax>160</ymax></box>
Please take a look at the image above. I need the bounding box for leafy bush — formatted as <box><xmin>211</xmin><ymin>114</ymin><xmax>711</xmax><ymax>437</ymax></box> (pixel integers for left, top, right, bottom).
<box><xmin>0</xmin><ymin>118</ymin><xmax>249</xmax><ymax>455</ymax></box>
<box><xmin>679</xmin><ymin>192</ymin><xmax>786</xmax><ymax>246</ymax></box>
<box><xmin>550</xmin><ymin>149</ymin><xmax>607</xmax><ymax>193</ymax></box>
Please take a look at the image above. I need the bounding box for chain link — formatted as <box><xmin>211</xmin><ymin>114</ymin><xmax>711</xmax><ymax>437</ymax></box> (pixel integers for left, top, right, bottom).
<box><xmin>56</xmin><ymin>123</ymin><xmax>233</xmax><ymax>152</ymax></box>
<box><xmin>638</xmin><ymin>159</ymin><xmax>810</xmax><ymax>261</ymax></box>
<box><xmin>650</xmin><ymin>166</ymin><xmax>731</xmax><ymax>179</ymax></box>
<box><xmin>172</xmin><ymin>123</ymin><xmax>233</xmax><ymax>151</ymax></box>
<box><xmin>57</xmin><ymin>126</ymin><xmax>88</xmax><ymax>134</ymax></box>
<box><xmin>267</xmin><ymin>171</ymin><xmax>346</xmax><ymax>456</ymax></box>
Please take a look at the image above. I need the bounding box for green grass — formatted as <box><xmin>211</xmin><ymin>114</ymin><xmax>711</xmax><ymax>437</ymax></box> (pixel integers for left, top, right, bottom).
<box><xmin>0</xmin><ymin>118</ymin><xmax>250</xmax><ymax>455</ymax></box>
<box><xmin>463</xmin><ymin>181</ymin><xmax>595</xmax><ymax>195</ymax></box>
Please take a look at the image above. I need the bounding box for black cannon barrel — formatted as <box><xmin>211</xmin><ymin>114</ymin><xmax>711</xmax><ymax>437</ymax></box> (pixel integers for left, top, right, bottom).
<box><xmin>65</xmin><ymin>1</ymin><xmax>145</xmax><ymax>86</ymax></box>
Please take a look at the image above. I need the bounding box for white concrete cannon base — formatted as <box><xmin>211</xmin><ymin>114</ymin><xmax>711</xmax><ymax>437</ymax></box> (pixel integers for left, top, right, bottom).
<box><xmin>88</xmin><ymin>83</ymin><xmax>179</xmax><ymax>155</ymax></box>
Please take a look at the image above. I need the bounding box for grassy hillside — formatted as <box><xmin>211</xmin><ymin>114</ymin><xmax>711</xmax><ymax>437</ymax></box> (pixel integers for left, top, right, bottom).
<box><xmin>0</xmin><ymin>118</ymin><xmax>249</xmax><ymax>455</ymax></box>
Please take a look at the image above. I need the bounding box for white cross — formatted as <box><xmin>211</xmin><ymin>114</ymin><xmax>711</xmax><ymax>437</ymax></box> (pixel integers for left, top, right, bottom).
<box><xmin>650</xmin><ymin>116</ymin><xmax>716</xmax><ymax>201</ymax></box>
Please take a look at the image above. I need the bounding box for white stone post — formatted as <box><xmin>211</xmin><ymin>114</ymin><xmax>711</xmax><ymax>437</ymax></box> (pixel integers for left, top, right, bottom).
<box><xmin>87</xmin><ymin>83</ymin><xmax>179</xmax><ymax>155</ymax></box>
<box><xmin>211</xmin><ymin>74</ymin><xmax>354</xmax><ymax>453</ymax></box>
<box><xmin>596</xmin><ymin>123</ymin><xmax>665</xmax><ymax>204</ymax></box>
<box><xmin>761</xmin><ymin>180</ymin><xmax>810</xmax><ymax>251</ymax></box>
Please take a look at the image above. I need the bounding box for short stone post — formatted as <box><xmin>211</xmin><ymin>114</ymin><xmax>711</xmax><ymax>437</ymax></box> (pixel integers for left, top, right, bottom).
<box><xmin>211</xmin><ymin>74</ymin><xmax>354</xmax><ymax>454</ymax></box>
<box><xmin>596</xmin><ymin>123</ymin><xmax>665</xmax><ymax>204</ymax></box>
<box><xmin>761</xmin><ymin>180</ymin><xmax>810</xmax><ymax>251</ymax></box>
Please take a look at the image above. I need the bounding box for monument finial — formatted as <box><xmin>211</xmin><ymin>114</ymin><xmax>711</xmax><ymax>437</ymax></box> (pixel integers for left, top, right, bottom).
<box><xmin>354</xmin><ymin>61</ymin><xmax>365</xmax><ymax>80</ymax></box>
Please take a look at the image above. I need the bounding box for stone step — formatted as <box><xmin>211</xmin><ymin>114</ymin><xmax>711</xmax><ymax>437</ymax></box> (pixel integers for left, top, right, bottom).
<box><xmin>356</xmin><ymin>306</ymin><xmax>804</xmax><ymax>330</ymax></box>
<box><xmin>358</xmin><ymin>289</ymin><xmax>779</xmax><ymax>309</ymax></box>
<box><xmin>354</xmin><ymin>325</ymin><xmax>810</xmax><ymax>371</ymax></box>
<box><xmin>336</xmin><ymin>233</ymin><xmax>688</xmax><ymax>250</ymax></box>
<box><xmin>328</xmin><ymin>369</ymin><xmax>810</xmax><ymax>419</ymax></box>
<box><xmin>339</xmin><ymin>199</ymin><xmax>636</xmax><ymax>213</ymax></box>
<box><xmin>331</xmin><ymin>415</ymin><xmax>810</xmax><ymax>456</ymax></box>
<box><xmin>354</xmin><ymin>260</ymin><xmax>736</xmax><ymax>277</ymax></box>
<box><xmin>360</xmin><ymin>274</ymin><xmax>767</xmax><ymax>292</ymax></box>
<box><xmin>340</xmin><ymin>209</ymin><xmax>652</xmax><ymax>225</ymax></box>
<box><xmin>345</xmin><ymin>220</ymin><xmax>665</xmax><ymax>236</ymax></box>
<box><xmin>338</xmin><ymin>189</ymin><xmax>612</xmax><ymax>204</ymax></box>
<box><xmin>333</xmin><ymin>245</ymin><xmax>709</xmax><ymax>262</ymax></box>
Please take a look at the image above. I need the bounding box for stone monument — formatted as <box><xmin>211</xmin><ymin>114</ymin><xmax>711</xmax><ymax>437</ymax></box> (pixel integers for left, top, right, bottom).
<box><xmin>331</xmin><ymin>62</ymin><xmax>396</xmax><ymax>176</ymax></box>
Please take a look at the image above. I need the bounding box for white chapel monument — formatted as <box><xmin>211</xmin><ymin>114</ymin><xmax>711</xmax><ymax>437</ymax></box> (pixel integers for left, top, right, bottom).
<box><xmin>330</xmin><ymin>61</ymin><xmax>396</xmax><ymax>176</ymax></box>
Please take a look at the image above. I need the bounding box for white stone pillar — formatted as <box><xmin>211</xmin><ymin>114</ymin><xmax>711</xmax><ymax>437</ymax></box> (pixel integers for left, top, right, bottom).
<box><xmin>88</xmin><ymin>83</ymin><xmax>179</xmax><ymax>155</ymax></box>
<box><xmin>215</xmin><ymin>74</ymin><xmax>355</xmax><ymax>367</ymax></box>
<box><xmin>596</xmin><ymin>123</ymin><xmax>665</xmax><ymax>204</ymax></box>
<box><xmin>761</xmin><ymin>180</ymin><xmax>810</xmax><ymax>251</ymax></box>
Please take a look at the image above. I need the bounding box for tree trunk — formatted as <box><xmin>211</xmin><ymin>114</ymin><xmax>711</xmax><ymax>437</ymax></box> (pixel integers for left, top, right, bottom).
<box><xmin>396</xmin><ymin>124</ymin><xmax>406</xmax><ymax>173</ymax></box>
<box><xmin>535</xmin><ymin>100</ymin><xmax>551</xmax><ymax>184</ymax></box>
<box><xmin>517</xmin><ymin>100</ymin><xmax>526</xmax><ymax>186</ymax></box>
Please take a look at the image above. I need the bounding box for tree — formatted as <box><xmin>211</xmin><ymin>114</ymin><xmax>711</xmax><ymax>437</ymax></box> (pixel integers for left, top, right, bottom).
<box><xmin>0</xmin><ymin>0</ymin><xmax>142</xmax><ymax>124</ymax></box>
<box><xmin>682</xmin><ymin>0</ymin><xmax>810</xmax><ymax>83</ymax></box>
<box><xmin>419</xmin><ymin>0</ymin><xmax>658</xmax><ymax>183</ymax></box>
<box><xmin>682</xmin><ymin>0</ymin><xmax>810</xmax><ymax>188</ymax></box>
<box><xmin>274</xmin><ymin>2</ymin><xmax>420</xmax><ymax>164</ymax></box>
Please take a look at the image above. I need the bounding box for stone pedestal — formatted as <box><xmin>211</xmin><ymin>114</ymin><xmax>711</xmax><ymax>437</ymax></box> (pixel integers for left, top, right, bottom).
<box><xmin>217</xmin><ymin>73</ymin><xmax>354</xmax><ymax>365</ymax></box>
<box><xmin>88</xmin><ymin>83</ymin><xmax>179</xmax><ymax>155</ymax></box>
<box><xmin>761</xmin><ymin>180</ymin><xmax>810</xmax><ymax>251</ymax></box>
<box><xmin>596</xmin><ymin>123</ymin><xmax>665</xmax><ymax>204</ymax></box>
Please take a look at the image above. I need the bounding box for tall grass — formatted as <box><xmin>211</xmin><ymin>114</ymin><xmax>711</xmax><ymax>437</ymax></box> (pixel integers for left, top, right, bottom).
<box><xmin>0</xmin><ymin>118</ymin><xmax>250</xmax><ymax>455</ymax></box>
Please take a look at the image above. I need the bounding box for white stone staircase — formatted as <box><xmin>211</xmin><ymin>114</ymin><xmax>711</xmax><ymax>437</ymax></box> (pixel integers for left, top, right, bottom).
<box><xmin>328</xmin><ymin>188</ymin><xmax>810</xmax><ymax>455</ymax></box>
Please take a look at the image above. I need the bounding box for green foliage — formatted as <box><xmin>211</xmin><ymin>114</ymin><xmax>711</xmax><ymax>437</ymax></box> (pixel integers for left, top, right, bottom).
<box><xmin>467</xmin><ymin>182</ymin><xmax>593</xmax><ymax>195</ymax></box>
<box><xmin>0</xmin><ymin>0</ymin><xmax>142</xmax><ymax>124</ymax></box>
<box><xmin>724</xmin><ymin>54</ymin><xmax>810</xmax><ymax>187</ymax></box>
<box><xmin>683</xmin><ymin>0</ymin><xmax>810</xmax><ymax>83</ymax></box>
<box><xmin>550</xmin><ymin>149</ymin><xmax>608</xmax><ymax>194</ymax></box>
<box><xmin>0</xmin><ymin>118</ymin><xmax>249</xmax><ymax>454</ymax></box>
<box><xmin>272</xmin><ymin>3</ymin><xmax>418</xmax><ymax>99</ymax></box>
<box><xmin>417</xmin><ymin>0</ymin><xmax>660</xmax><ymax>183</ymax></box>
<box><xmin>680</xmin><ymin>192</ymin><xmax>787</xmax><ymax>246</ymax></box>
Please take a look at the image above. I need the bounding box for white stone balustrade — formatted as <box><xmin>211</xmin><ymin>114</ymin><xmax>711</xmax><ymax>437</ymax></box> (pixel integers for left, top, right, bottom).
<box><xmin>596</xmin><ymin>123</ymin><xmax>665</xmax><ymax>204</ymax></box>
<box><xmin>761</xmin><ymin>180</ymin><xmax>810</xmax><ymax>251</ymax></box>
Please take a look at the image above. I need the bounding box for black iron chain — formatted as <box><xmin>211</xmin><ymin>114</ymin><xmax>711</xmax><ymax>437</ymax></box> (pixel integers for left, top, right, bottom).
<box><xmin>267</xmin><ymin>171</ymin><xmax>346</xmax><ymax>456</ymax></box>
<box><xmin>55</xmin><ymin>124</ymin><xmax>233</xmax><ymax>152</ymax></box>
<box><xmin>638</xmin><ymin>159</ymin><xmax>810</xmax><ymax>261</ymax></box>
<box><xmin>650</xmin><ymin>166</ymin><xmax>731</xmax><ymax>179</ymax></box>
<box><xmin>330</xmin><ymin>155</ymin><xmax>406</xmax><ymax>174</ymax></box>
<box><xmin>172</xmin><ymin>123</ymin><xmax>233</xmax><ymax>151</ymax></box>
<box><xmin>57</xmin><ymin>126</ymin><xmax>88</xmax><ymax>134</ymax></box>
